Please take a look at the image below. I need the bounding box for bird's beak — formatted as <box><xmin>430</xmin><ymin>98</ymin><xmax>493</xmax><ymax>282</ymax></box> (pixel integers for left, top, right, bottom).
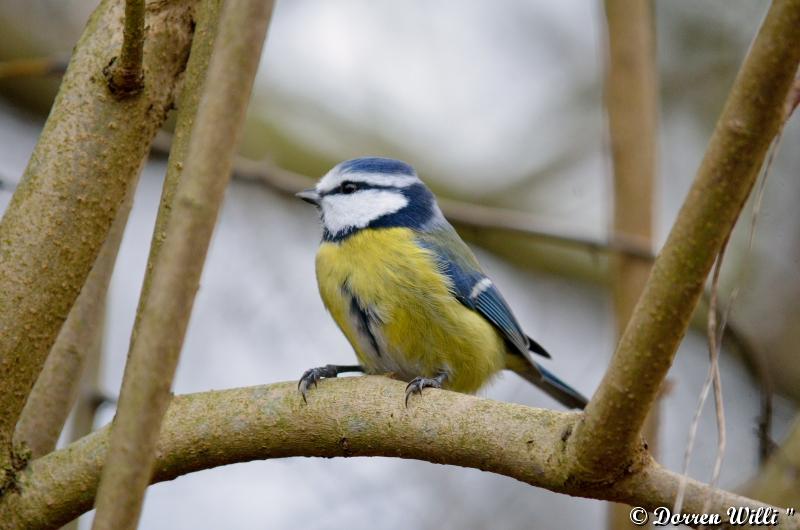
<box><xmin>295</xmin><ymin>188</ymin><xmax>320</xmax><ymax>206</ymax></box>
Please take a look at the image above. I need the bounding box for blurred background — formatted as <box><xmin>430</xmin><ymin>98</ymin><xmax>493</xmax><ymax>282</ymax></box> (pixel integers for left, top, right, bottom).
<box><xmin>1</xmin><ymin>0</ymin><xmax>798</xmax><ymax>528</ymax></box>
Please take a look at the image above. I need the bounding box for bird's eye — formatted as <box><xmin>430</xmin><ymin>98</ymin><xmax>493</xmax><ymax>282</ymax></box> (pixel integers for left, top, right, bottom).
<box><xmin>341</xmin><ymin>182</ymin><xmax>358</xmax><ymax>194</ymax></box>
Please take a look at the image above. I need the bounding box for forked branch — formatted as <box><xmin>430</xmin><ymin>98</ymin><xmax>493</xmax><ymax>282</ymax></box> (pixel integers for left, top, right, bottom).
<box><xmin>567</xmin><ymin>0</ymin><xmax>800</xmax><ymax>481</ymax></box>
<box><xmin>0</xmin><ymin>379</ymin><xmax>792</xmax><ymax>530</ymax></box>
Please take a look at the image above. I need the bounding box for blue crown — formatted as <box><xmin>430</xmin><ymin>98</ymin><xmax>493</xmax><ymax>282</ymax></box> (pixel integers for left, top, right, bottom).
<box><xmin>338</xmin><ymin>157</ymin><xmax>416</xmax><ymax>176</ymax></box>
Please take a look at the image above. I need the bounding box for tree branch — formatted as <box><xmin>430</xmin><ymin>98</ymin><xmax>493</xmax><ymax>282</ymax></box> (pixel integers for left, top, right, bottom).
<box><xmin>91</xmin><ymin>1</ymin><xmax>275</xmax><ymax>528</ymax></box>
<box><xmin>105</xmin><ymin>0</ymin><xmax>145</xmax><ymax>97</ymax></box>
<box><xmin>12</xmin><ymin>190</ymin><xmax>130</xmax><ymax>458</ymax></box>
<box><xmin>133</xmin><ymin>0</ymin><xmax>222</xmax><ymax>333</ymax></box>
<box><xmin>566</xmin><ymin>0</ymin><xmax>800</xmax><ymax>481</ymax></box>
<box><xmin>603</xmin><ymin>0</ymin><xmax>658</xmax><ymax>526</ymax></box>
<box><xmin>0</xmin><ymin>57</ymin><xmax>68</xmax><ymax>79</ymax></box>
<box><xmin>0</xmin><ymin>0</ymin><xmax>197</xmax><ymax>488</ymax></box>
<box><xmin>0</xmin><ymin>378</ymin><xmax>792</xmax><ymax>530</ymax></box>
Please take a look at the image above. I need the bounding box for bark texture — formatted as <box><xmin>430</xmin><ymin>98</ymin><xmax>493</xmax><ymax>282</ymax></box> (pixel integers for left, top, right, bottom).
<box><xmin>0</xmin><ymin>0</ymin><xmax>196</xmax><ymax>485</ymax></box>
<box><xmin>0</xmin><ymin>378</ymin><xmax>792</xmax><ymax>530</ymax></box>
<box><xmin>13</xmin><ymin>191</ymin><xmax>130</xmax><ymax>457</ymax></box>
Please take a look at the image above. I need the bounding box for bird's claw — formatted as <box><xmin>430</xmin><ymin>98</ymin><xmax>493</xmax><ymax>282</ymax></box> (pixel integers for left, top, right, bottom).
<box><xmin>405</xmin><ymin>375</ymin><xmax>443</xmax><ymax>407</ymax></box>
<box><xmin>298</xmin><ymin>365</ymin><xmax>337</xmax><ymax>403</ymax></box>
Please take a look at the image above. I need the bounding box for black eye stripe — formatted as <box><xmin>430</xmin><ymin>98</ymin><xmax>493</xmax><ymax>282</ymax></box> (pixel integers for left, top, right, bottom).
<box><xmin>320</xmin><ymin>182</ymin><xmax>397</xmax><ymax>197</ymax></box>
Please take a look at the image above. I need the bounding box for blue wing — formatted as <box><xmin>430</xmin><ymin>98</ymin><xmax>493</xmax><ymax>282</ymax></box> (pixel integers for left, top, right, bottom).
<box><xmin>416</xmin><ymin>227</ymin><xmax>545</xmax><ymax>358</ymax></box>
<box><xmin>416</xmin><ymin>225</ymin><xmax>587</xmax><ymax>409</ymax></box>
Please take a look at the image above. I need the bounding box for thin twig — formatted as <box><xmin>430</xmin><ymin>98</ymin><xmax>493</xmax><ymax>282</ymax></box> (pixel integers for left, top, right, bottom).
<box><xmin>677</xmin><ymin>70</ymin><xmax>797</xmax><ymax>514</ymax></box>
<box><xmin>105</xmin><ymin>0</ymin><xmax>145</xmax><ymax>97</ymax></box>
<box><xmin>704</xmin><ymin>296</ymin><xmax>727</xmax><ymax>521</ymax></box>
<box><xmin>729</xmin><ymin>75</ymin><xmax>800</xmax><ymax>500</ymax></box>
<box><xmin>714</xmin><ymin>73</ymin><xmax>796</xmax><ymax>464</ymax></box>
<box><xmin>674</xmin><ymin>247</ymin><xmax>727</xmax><ymax>516</ymax></box>
<box><xmin>739</xmin><ymin>74</ymin><xmax>799</xmax><ymax>460</ymax></box>
<box><xmin>729</xmin><ymin>137</ymin><xmax>779</xmax><ymax>460</ymax></box>
<box><xmin>714</xmin><ymin>307</ymin><xmax>774</xmax><ymax>462</ymax></box>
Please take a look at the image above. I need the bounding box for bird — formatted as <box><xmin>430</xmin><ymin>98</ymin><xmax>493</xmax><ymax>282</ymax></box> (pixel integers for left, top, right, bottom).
<box><xmin>296</xmin><ymin>157</ymin><xmax>587</xmax><ymax>409</ymax></box>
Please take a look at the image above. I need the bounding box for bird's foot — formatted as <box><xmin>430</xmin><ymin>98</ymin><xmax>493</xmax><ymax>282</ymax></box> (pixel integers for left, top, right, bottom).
<box><xmin>298</xmin><ymin>364</ymin><xmax>364</xmax><ymax>403</ymax></box>
<box><xmin>405</xmin><ymin>372</ymin><xmax>447</xmax><ymax>407</ymax></box>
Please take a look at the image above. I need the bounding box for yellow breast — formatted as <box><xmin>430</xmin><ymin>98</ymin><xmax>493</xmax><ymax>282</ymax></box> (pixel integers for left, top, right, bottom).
<box><xmin>315</xmin><ymin>227</ymin><xmax>506</xmax><ymax>393</ymax></box>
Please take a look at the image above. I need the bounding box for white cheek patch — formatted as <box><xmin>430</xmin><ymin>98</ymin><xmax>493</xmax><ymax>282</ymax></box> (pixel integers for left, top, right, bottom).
<box><xmin>322</xmin><ymin>190</ymin><xmax>409</xmax><ymax>236</ymax></box>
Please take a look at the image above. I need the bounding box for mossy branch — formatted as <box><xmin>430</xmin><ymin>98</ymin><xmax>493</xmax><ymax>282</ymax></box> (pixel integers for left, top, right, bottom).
<box><xmin>0</xmin><ymin>0</ymin><xmax>197</xmax><ymax>486</ymax></box>
<box><xmin>91</xmin><ymin>1</ymin><xmax>275</xmax><ymax>528</ymax></box>
<box><xmin>567</xmin><ymin>0</ymin><xmax>800</xmax><ymax>480</ymax></box>
<box><xmin>0</xmin><ymin>378</ymin><xmax>793</xmax><ymax>530</ymax></box>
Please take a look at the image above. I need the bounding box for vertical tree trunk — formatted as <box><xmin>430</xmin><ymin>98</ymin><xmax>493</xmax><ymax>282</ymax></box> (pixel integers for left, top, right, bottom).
<box><xmin>602</xmin><ymin>0</ymin><xmax>658</xmax><ymax>527</ymax></box>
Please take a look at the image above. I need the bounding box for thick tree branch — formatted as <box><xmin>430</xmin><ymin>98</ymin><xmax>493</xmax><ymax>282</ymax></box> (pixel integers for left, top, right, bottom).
<box><xmin>603</xmin><ymin>0</ymin><xmax>658</xmax><ymax>526</ymax></box>
<box><xmin>0</xmin><ymin>0</ymin><xmax>196</xmax><ymax>486</ymax></box>
<box><xmin>105</xmin><ymin>0</ymin><xmax>145</xmax><ymax>97</ymax></box>
<box><xmin>12</xmin><ymin>191</ymin><xmax>130</xmax><ymax>458</ymax></box>
<box><xmin>0</xmin><ymin>378</ymin><xmax>792</xmax><ymax>530</ymax></box>
<box><xmin>91</xmin><ymin>1</ymin><xmax>274</xmax><ymax>528</ymax></box>
<box><xmin>567</xmin><ymin>0</ymin><xmax>800</xmax><ymax>481</ymax></box>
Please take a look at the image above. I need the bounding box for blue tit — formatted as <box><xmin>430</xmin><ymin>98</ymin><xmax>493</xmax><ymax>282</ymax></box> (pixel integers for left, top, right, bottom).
<box><xmin>296</xmin><ymin>157</ymin><xmax>587</xmax><ymax>409</ymax></box>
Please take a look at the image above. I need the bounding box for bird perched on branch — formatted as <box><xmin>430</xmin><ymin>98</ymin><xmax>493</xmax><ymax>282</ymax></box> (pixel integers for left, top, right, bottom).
<box><xmin>296</xmin><ymin>157</ymin><xmax>587</xmax><ymax>409</ymax></box>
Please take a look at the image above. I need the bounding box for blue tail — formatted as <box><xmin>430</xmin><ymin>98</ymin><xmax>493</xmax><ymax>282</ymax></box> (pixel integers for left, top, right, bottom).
<box><xmin>537</xmin><ymin>365</ymin><xmax>588</xmax><ymax>409</ymax></box>
<box><xmin>513</xmin><ymin>361</ymin><xmax>588</xmax><ymax>410</ymax></box>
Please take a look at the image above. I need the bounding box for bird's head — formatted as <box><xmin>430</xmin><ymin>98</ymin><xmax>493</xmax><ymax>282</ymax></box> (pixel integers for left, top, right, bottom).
<box><xmin>297</xmin><ymin>157</ymin><xmax>444</xmax><ymax>241</ymax></box>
